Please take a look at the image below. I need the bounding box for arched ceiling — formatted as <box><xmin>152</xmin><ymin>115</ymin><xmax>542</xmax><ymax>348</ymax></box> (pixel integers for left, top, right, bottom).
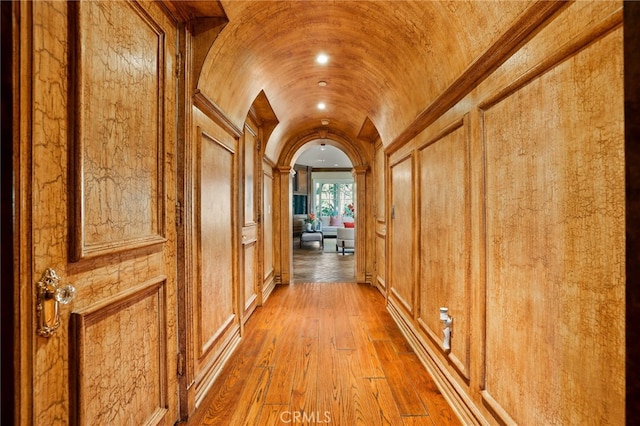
<box><xmin>195</xmin><ymin>1</ymin><xmax>530</xmax><ymax>162</ymax></box>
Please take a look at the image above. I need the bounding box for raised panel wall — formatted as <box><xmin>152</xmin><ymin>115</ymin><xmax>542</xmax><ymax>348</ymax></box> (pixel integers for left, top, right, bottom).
<box><xmin>381</xmin><ymin>3</ymin><xmax>624</xmax><ymax>424</ymax></box>
<box><xmin>262</xmin><ymin>165</ymin><xmax>275</xmax><ymax>299</ymax></box>
<box><xmin>389</xmin><ymin>156</ymin><xmax>414</xmax><ymax>314</ymax></box>
<box><xmin>70</xmin><ymin>0</ymin><xmax>165</xmax><ymax>260</ymax></box>
<box><xmin>70</xmin><ymin>279</ymin><xmax>167</xmax><ymax>425</ymax></box>
<box><xmin>417</xmin><ymin>121</ymin><xmax>470</xmax><ymax>379</ymax></box>
<box><xmin>193</xmin><ymin>124</ymin><xmax>240</xmax><ymax>404</ymax></box>
<box><xmin>481</xmin><ymin>27</ymin><xmax>624</xmax><ymax>424</ymax></box>
<box><xmin>374</xmin><ymin>144</ymin><xmax>387</xmax><ymax>293</ymax></box>
<box><xmin>198</xmin><ymin>130</ymin><xmax>235</xmax><ymax>354</ymax></box>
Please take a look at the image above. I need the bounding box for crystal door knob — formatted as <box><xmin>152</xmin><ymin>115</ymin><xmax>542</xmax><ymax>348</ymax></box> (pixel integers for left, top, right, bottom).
<box><xmin>55</xmin><ymin>284</ymin><xmax>76</xmax><ymax>305</ymax></box>
<box><xmin>36</xmin><ymin>268</ymin><xmax>75</xmax><ymax>337</ymax></box>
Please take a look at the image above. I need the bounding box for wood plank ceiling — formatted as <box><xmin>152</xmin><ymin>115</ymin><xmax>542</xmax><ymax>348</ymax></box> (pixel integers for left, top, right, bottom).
<box><xmin>179</xmin><ymin>1</ymin><xmax>530</xmax><ymax>160</ymax></box>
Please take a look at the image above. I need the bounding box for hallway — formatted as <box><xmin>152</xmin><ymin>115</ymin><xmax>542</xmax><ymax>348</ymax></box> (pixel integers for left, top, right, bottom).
<box><xmin>187</xmin><ymin>282</ymin><xmax>460</xmax><ymax>425</ymax></box>
<box><xmin>7</xmin><ymin>1</ymin><xmax>633</xmax><ymax>424</ymax></box>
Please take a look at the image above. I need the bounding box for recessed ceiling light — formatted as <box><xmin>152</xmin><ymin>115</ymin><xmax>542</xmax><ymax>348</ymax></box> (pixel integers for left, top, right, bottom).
<box><xmin>317</xmin><ymin>102</ymin><xmax>326</xmax><ymax>110</ymax></box>
<box><xmin>321</xmin><ymin>119</ymin><xmax>330</xmax><ymax>126</ymax></box>
<box><xmin>316</xmin><ymin>53</ymin><xmax>329</xmax><ymax>64</ymax></box>
<box><xmin>318</xmin><ymin>80</ymin><xmax>328</xmax><ymax>87</ymax></box>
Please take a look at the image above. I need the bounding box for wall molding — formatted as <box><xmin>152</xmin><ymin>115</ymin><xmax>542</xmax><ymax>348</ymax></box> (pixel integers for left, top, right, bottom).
<box><xmin>387</xmin><ymin>300</ymin><xmax>488</xmax><ymax>426</ymax></box>
<box><xmin>193</xmin><ymin>89</ymin><xmax>243</xmax><ymax>138</ymax></box>
<box><xmin>386</xmin><ymin>0</ymin><xmax>566</xmax><ymax>155</ymax></box>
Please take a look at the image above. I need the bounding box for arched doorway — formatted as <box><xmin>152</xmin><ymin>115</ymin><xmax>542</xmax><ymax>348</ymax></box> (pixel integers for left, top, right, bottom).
<box><xmin>292</xmin><ymin>143</ymin><xmax>356</xmax><ymax>283</ymax></box>
<box><xmin>274</xmin><ymin>131</ymin><xmax>373</xmax><ymax>286</ymax></box>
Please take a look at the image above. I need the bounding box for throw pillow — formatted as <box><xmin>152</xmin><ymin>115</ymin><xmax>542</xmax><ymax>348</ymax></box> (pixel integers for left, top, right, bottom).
<box><xmin>330</xmin><ymin>216</ymin><xmax>342</xmax><ymax>226</ymax></box>
<box><xmin>344</xmin><ymin>222</ymin><xmax>355</xmax><ymax>228</ymax></box>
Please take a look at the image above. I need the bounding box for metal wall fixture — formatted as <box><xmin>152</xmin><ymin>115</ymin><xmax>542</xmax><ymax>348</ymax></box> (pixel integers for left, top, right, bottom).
<box><xmin>440</xmin><ymin>307</ymin><xmax>453</xmax><ymax>352</ymax></box>
<box><xmin>36</xmin><ymin>268</ymin><xmax>76</xmax><ymax>337</ymax></box>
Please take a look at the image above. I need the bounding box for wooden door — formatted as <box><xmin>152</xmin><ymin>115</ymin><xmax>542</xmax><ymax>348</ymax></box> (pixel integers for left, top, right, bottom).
<box><xmin>15</xmin><ymin>1</ymin><xmax>179</xmax><ymax>424</ymax></box>
<box><xmin>242</xmin><ymin>121</ymin><xmax>259</xmax><ymax>320</ymax></box>
<box><xmin>389</xmin><ymin>155</ymin><xmax>415</xmax><ymax>315</ymax></box>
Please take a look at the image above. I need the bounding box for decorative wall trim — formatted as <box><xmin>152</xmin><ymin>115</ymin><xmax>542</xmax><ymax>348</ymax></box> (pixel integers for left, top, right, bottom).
<box><xmin>193</xmin><ymin>327</ymin><xmax>241</xmax><ymax>408</ymax></box>
<box><xmin>262</xmin><ymin>274</ymin><xmax>276</xmax><ymax>303</ymax></box>
<box><xmin>386</xmin><ymin>0</ymin><xmax>566</xmax><ymax>155</ymax></box>
<box><xmin>415</xmin><ymin>115</ymin><xmax>471</xmax><ymax>381</ymax></box>
<box><xmin>481</xmin><ymin>390</ymin><xmax>517</xmax><ymax>425</ymax></box>
<box><xmin>479</xmin><ymin>8</ymin><xmax>623</xmax><ymax>111</ymax></box>
<box><xmin>387</xmin><ymin>300</ymin><xmax>487</xmax><ymax>426</ymax></box>
<box><xmin>193</xmin><ymin>89</ymin><xmax>243</xmax><ymax>138</ymax></box>
<box><xmin>69</xmin><ymin>0</ymin><xmax>167</xmax><ymax>261</ymax></box>
<box><xmin>390</xmin><ymin>288</ymin><xmax>412</xmax><ymax>315</ymax></box>
<box><xmin>69</xmin><ymin>277</ymin><xmax>168</xmax><ymax>426</ymax></box>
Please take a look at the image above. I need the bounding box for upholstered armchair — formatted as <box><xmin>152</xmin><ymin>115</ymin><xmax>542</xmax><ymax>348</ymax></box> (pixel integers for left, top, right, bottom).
<box><xmin>336</xmin><ymin>227</ymin><xmax>355</xmax><ymax>254</ymax></box>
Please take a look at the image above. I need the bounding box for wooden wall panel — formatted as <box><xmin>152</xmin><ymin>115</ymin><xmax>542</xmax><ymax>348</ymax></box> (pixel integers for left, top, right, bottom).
<box><xmin>197</xmin><ymin>130</ymin><xmax>236</xmax><ymax>357</ymax></box>
<box><xmin>22</xmin><ymin>1</ymin><xmax>179</xmax><ymax>424</ymax></box>
<box><xmin>374</xmin><ymin>144</ymin><xmax>387</xmax><ymax>293</ymax></box>
<box><xmin>263</xmin><ymin>165</ymin><xmax>275</xmax><ymax>294</ymax></box>
<box><xmin>70</xmin><ymin>279</ymin><xmax>167</xmax><ymax>425</ymax></box>
<box><xmin>70</xmin><ymin>0</ymin><xmax>165</xmax><ymax>260</ymax></box>
<box><xmin>181</xmin><ymin>106</ymin><xmax>241</xmax><ymax>412</ymax></box>
<box><xmin>417</xmin><ymin>121</ymin><xmax>470</xmax><ymax>379</ymax></box>
<box><xmin>375</xmin><ymin>231</ymin><xmax>386</xmax><ymax>292</ymax></box>
<box><xmin>243</xmin><ymin>238</ymin><xmax>257</xmax><ymax>314</ymax></box>
<box><xmin>244</xmin><ymin>124</ymin><xmax>257</xmax><ymax>224</ymax></box>
<box><xmin>481</xmin><ymin>28</ymin><xmax>624</xmax><ymax>424</ymax></box>
<box><xmin>389</xmin><ymin>156</ymin><xmax>414</xmax><ymax>313</ymax></box>
<box><xmin>375</xmin><ymin>143</ymin><xmax>386</xmax><ymax>219</ymax></box>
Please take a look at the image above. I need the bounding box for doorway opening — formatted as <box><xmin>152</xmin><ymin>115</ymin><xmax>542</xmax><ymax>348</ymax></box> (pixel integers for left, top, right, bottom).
<box><xmin>291</xmin><ymin>143</ymin><xmax>356</xmax><ymax>283</ymax></box>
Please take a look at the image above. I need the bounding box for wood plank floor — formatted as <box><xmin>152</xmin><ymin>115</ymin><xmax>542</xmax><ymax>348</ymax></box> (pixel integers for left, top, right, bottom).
<box><xmin>292</xmin><ymin>236</ymin><xmax>355</xmax><ymax>283</ymax></box>
<box><xmin>186</xmin><ymin>282</ymin><xmax>461</xmax><ymax>426</ymax></box>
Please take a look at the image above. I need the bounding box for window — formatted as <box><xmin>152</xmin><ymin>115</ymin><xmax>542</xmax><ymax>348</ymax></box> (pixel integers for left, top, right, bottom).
<box><xmin>315</xmin><ymin>182</ymin><xmax>354</xmax><ymax>217</ymax></box>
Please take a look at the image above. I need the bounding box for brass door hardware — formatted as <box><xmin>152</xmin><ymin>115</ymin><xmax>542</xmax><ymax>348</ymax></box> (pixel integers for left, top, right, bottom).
<box><xmin>36</xmin><ymin>268</ymin><xmax>76</xmax><ymax>337</ymax></box>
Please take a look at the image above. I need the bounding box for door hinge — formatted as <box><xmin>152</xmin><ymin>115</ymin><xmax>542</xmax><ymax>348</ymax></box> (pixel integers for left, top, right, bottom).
<box><xmin>176</xmin><ymin>202</ymin><xmax>183</xmax><ymax>226</ymax></box>
<box><xmin>175</xmin><ymin>53</ymin><xmax>183</xmax><ymax>78</ymax></box>
<box><xmin>177</xmin><ymin>352</ymin><xmax>185</xmax><ymax>376</ymax></box>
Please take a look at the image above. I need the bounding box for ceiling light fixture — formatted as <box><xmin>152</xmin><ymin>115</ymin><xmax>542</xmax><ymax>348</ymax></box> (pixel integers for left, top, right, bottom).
<box><xmin>316</xmin><ymin>53</ymin><xmax>329</xmax><ymax>64</ymax></box>
<box><xmin>321</xmin><ymin>119</ymin><xmax>330</xmax><ymax>126</ymax></box>
<box><xmin>318</xmin><ymin>80</ymin><xmax>328</xmax><ymax>87</ymax></box>
<box><xmin>320</xmin><ymin>143</ymin><xmax>326</xmax><ymax>151</ymax></box>
<box><xmin>317</xmin><ymin>102</ymin><xmax>326</xmax><ymax>110</ymax></box>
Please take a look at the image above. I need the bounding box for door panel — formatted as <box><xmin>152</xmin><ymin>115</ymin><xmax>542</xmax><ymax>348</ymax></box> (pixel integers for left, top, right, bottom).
<box><xmin>262</xmin><ymin>167</ymin><xmax>275</xmax><ymax>298</ymax></box>
<box><xmin>242</xmin><ymin>123</ymin><xmax>259</xmax><ymax>318</ymax></box>
<box><xmin>389</xmin><ymin>156</ymin><xmax>414</xmax><ymax>314</ymax></box>
<box><xmin>19</xmin><ymin>1</ymin><xmax>178</xmax><ymax>424</ymax></box>
<box><xmin>198</xmin><ymin>131</ymin><xmax>235</xmax><ymax>354</ymax></box>
<box><xmin>190</xmin><ymin>120</ymin><xmax>240</xmax><ymax>407</ymax></box>
<box><xmin>69</xmin><ymin>0</ymin><xmax>167</xmax><ymax>261</ymax></box>
<box><xmin>70</xmin><ymin>278</ymin><xmax>169</xmax><ymax>425</ymax></box>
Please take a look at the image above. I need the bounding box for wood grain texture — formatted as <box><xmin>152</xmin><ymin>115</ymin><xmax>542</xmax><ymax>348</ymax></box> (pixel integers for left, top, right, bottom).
<box><xmin>418</xmin><ymin>122</ymin><xmax>470</xmax><ymax>378</ymax></box>
<box><xmin>22</xmin><ymin>1</ymin><xmax>179</xmax><ymax>424</ymax></box>
<box><xmin>70</xmin><ymin>279</ymin><xmax>167</xmax><ymax>425</ymax></box>
<box><xmin>374</xmin><ymin>143</ymin><xmax>387</xmax><ymax>293</ymax></box>
<box><xmin>262</xmin><ymin>165</ymin><xmax>274</xmax><ymax>284</ymax></box>
<box><xmin>70</xmin><ymin>0</ymin><xmax>166</xmax><ymax>259</ymax></box>
<box><xmin>197</xmin><ymin>130</ymin><xmax>235</xmax><ymax>356</ymax></box>
<box><xmin>390</xmin><ymin>156</ymin><xmax>415</xmax><ymax>314</ymax></box>
<box><xmin>482</xmin><ymin>27</ymin><xmax>624</xmax><ymax>425</ymax></box>
<box><xmin>188</xmin><ymin>283</ymin><xmax>460</xmax><ymax>426</ymax></box>
<box><xmin>197</xmin><ymin>1</ymin><xmax>531</xmax><ymax>162</ymax></box>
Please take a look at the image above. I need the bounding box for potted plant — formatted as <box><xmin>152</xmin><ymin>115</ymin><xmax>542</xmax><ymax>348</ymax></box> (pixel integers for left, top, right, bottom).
<box><xmin>304</xmin><ymin>213</ymin><xmax>317</xmax><ymax>232</ymax></box>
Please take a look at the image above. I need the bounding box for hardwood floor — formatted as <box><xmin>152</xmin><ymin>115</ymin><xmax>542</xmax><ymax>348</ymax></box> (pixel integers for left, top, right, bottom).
<box><xmin>292</xmin><ymin>236</ymin><xmax>355</xmax><ymax>283</ymax></box>
<box><xmin>186</xmin><ymin>280</ymin><xmax>461</xmax><ymax>425</ymax></box>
